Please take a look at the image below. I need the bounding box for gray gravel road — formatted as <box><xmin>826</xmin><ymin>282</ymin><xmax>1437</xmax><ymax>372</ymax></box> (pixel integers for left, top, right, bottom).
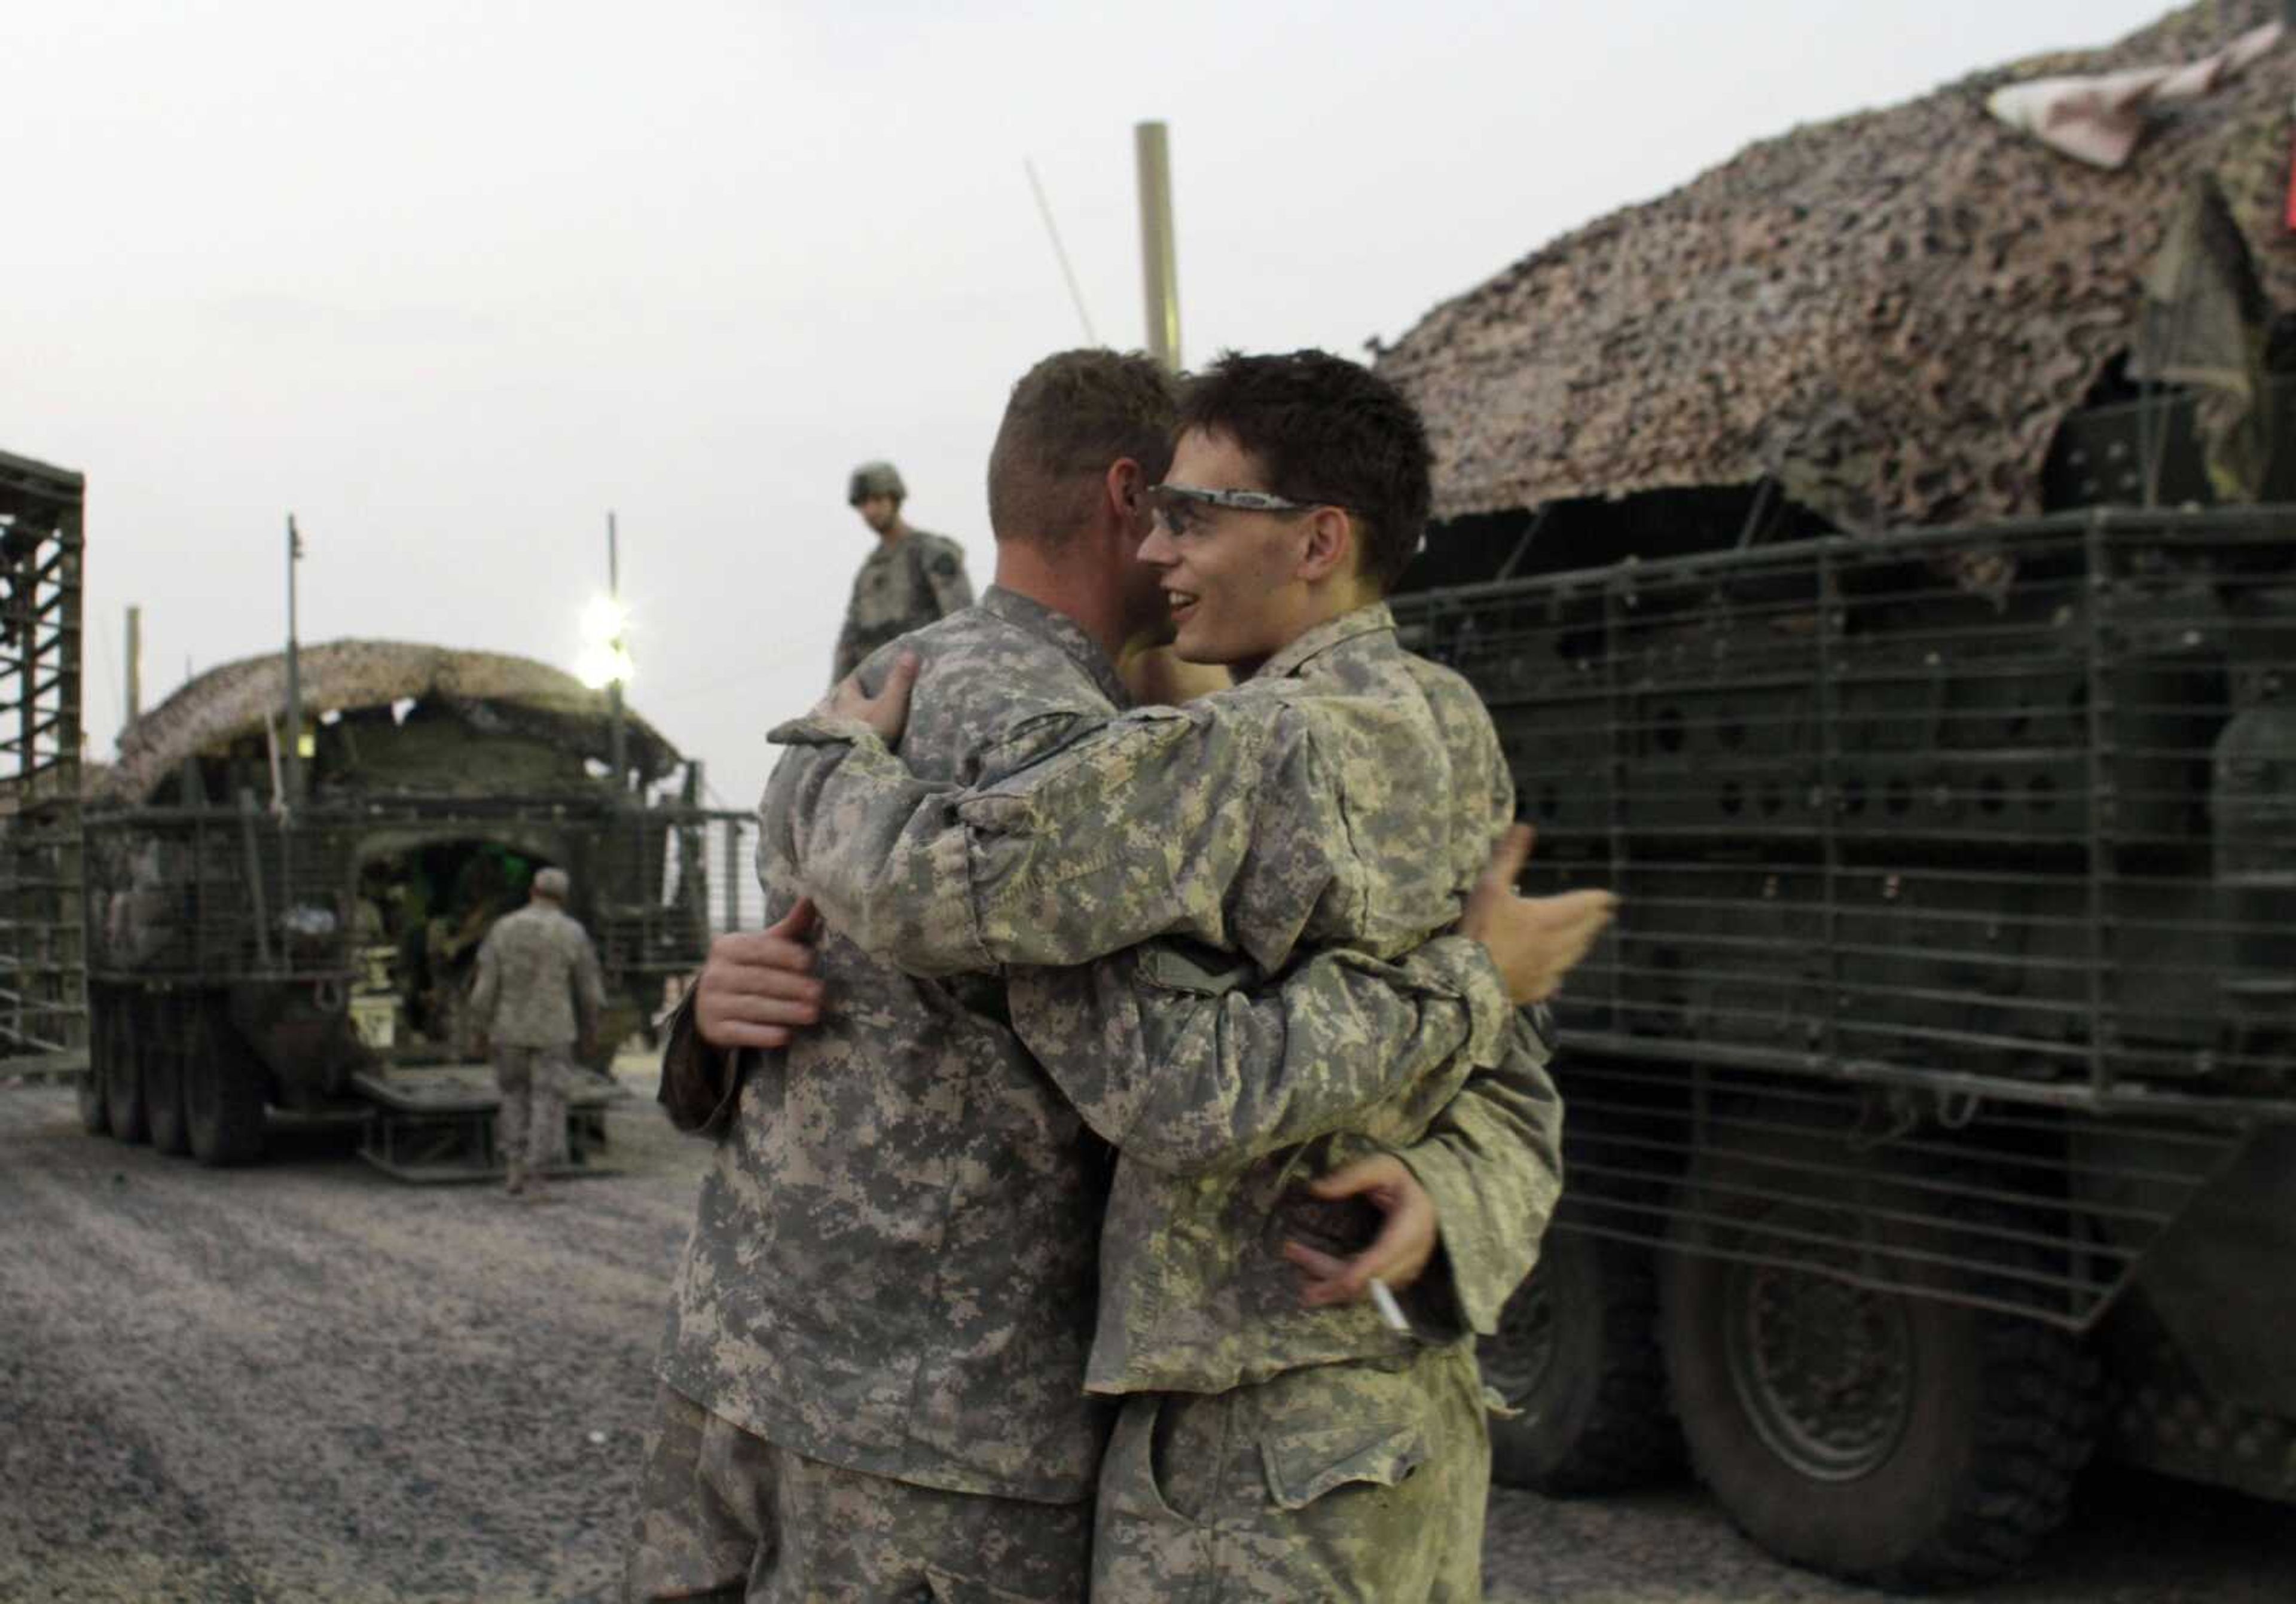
<box><xmin>4</xmin><ymin>1078</ymin><xmax>2286</xmax><ymax>1603</ymax></box>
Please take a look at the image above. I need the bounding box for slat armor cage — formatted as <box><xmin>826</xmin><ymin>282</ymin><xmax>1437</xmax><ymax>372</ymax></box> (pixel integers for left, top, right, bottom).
<box><xmin>1392</xmin><ymin>505</ymin><xmax>2296</xmax><ymax>1332</ymax></box>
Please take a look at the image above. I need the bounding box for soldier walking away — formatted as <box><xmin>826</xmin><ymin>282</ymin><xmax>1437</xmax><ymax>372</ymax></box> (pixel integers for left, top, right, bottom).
<box><xmin>469</xmin><ymin>866</ymin><xmax>607</xmax><ymax>1199</ymax></box>
<box><xmin>832</xmin><ymin>460</ymin><xmax>975</xmax><ymax>682</ymax></box>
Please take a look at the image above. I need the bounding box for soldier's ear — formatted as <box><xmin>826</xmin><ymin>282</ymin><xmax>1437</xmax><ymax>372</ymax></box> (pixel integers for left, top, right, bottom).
<box><xmin>1296</xmin><ymin>506</ymin><xmax>1355</xmax><ymax>584</ymax></box>
<box><xmin>1105</xmin><ymin>458</ymin><xmax>1145</xmax><ymax>517</ymax></box>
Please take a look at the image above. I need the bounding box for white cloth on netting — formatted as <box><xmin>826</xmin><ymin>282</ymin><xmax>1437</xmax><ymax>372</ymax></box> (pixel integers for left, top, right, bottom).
<box><xmin>1986</xmin><ymin>21</ymin><xmax>2283</xmax><ymax>170</ymax></box>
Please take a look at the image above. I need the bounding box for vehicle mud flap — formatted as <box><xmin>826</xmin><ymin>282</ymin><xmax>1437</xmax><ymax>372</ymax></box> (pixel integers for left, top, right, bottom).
<box><xmin>145</xmin><ymin>995</ymin><xmax>192</xmax><ymax>1157</ymax></box>
<box><xmin>78</xmin><ymin>985</ymin><xmax>112</xmax><ymax>1135</ymax></box>
<box><xmin>187</xmin><ymin>992</ymin><xmax>267</xmax><ymax>1166</ymax></box>
<box><xmin>104</xmin><ymin>991</ymin><xmax>149</xmax><ymax>1144</ymax></box>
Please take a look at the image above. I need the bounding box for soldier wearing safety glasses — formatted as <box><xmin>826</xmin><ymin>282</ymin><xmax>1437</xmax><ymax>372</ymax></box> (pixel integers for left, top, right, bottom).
<box><xmin>778</xmin><ymin>350</ymin><xmax>1610</xmax><ymax>1601</ymax></box>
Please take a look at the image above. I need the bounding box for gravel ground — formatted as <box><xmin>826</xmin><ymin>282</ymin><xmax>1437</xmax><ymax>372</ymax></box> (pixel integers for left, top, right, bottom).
<box><xmin>4</xmin><ymin>1075</ymin><xmax>2288</xmax><ymax>1604</ymax></box>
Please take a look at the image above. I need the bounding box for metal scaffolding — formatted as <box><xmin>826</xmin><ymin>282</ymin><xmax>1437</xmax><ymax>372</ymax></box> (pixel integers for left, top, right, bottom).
<box><xmin>0</xmin><ymin>447</ymin><xmax>86</xmax><ymax>1065</ymax></box>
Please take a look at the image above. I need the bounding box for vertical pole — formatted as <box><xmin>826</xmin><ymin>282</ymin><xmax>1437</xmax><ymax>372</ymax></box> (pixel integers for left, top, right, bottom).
<box><xmin>721</xmin><ymin>817</ymin><xmax>740</xmax><ymax>937</ymax></box>
<box><xmin>1134</xmin><ymin>121</ymin><xmax>1181</xmax><ymax>372</ymax></box>
<box><xmin>59</xmin><ymin>499</ymin><xmax>86</xmax><ymax>1052</ymax></box>
<box><xmin>124</xmin><ymin>605</ymin><xmax>142</xmax><ymax>729</ymax></box>
<box><xmin>283</xmin><ymin>515</ymin><xmax>304</xmax><ymax>808</ymax></box>
<box><xmin>2083</xmin><ymin>513</ymin><xmax>2114</xmax><ymax>1098</ymax></box>
<box><xmin>607</xmin><ymin>511</ymin><xmax>628</xmax><ymax>793</ymax></box>
<box><xmin>1818</xmin><ymin>540</ymin><xmax>1841</xmax><ymax>1071</ymax></box>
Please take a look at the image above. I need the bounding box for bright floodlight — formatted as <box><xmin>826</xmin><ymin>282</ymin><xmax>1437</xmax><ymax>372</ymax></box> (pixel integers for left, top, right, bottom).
<box><xmin>576</xmin><ymin>641</ymin><xmax>636</xmax><ymax>691</ymax></box>
<box><xmin>581</xmin><ymin>595</ymin><xmax>629</xmax><ymax>644</ymax></box>
<box><xmin>576</xmin><ymin>594</ymin><xmax>633</xmax><ymax>688</ymax></box>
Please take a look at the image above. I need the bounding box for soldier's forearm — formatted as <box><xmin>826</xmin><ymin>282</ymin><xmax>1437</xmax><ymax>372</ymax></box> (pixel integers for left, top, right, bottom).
<box><xmin>768</xmin><ymin>696</ymin><xmax>1345</xmax><ymax>977</ymax></box>
<box><xmin>1118</xmin><ymin>939</ymin><xmax>1515</xmax><ymax>1175</ymax></box>
<box><xmin>1004</xmin><ymin>936</ymin><xmax>1510</xmax><ymax>1177</ymax></box>
<box><xmin>765</xmin><ymin>730</ymin><xmax>991</xmax><ymax>976</ymax></box>
<box><xmin>1393</xmin><ymin>1016</ymin><xmax>1565</xmax><ymax>1334</ymax></box>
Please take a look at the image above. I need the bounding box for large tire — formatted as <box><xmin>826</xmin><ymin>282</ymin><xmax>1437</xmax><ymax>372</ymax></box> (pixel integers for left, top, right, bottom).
<box><xmin>77</xmin><ymin>987</ymin><xmax>111</xmax><ymax>1135</ymax></box>
<box><xmin>1659</xmin><ymin>1159</ymin><xmax>2097</xmax><ymax>1589</ymax></box>
<box><xmin>104</xmin><ymin>992</ymin><xmax>149</xmax><ymax>1144</ymax></box>
<box><xmin>1480</xmin><ymin>1230</ymin><xmax>1684</xmax><ymax>1495</ymax></box>
<box><xmin>145</xmin><ymin>996</ymin><xmax>192</xmax><ymax>1157</ymax></box>
<box><xmin>185</xmin><ymin>996</ymin><xmax>266</xmax><ymax>1167</ymax></box>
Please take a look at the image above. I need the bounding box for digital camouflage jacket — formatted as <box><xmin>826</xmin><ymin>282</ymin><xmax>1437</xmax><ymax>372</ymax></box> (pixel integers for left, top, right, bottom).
<box><xmin>769</xmin><ymin>603</ymin><xmax>1564</xmax><ymax>1394</ymax></box>
<box><xmin>831</xmin><ymin>527</ymin><xmax>975</xmax><ymax>683</ymax></box>
<box><xmin>658</xmin><ymin>590</ymin><xmax>1513</xmax><ymax>1501</ymax></box>
<box><xmin>468</xmin><ymin>901</ymin><xmax>606</xmax><ymax>1050</ymax></box>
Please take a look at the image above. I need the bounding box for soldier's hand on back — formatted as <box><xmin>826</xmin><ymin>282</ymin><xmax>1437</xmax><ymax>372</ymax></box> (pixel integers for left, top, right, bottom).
<box><xmin>694</xmin><ymin>899</ymin><xmax>827</xmax><ymax>1050</ymax></box>
<box><xmin>820</xmin><ymin>650</ymin><xmax>921</xmax><ymax>746</ymax></box>
<box><xmin>1281</xmin><ymin>1153</ymin><xmax>1440</xmax><ymax>1307</ymax></box>
<box><xmin>1461</xmin><ymin>824</ymin><xmax>1618</xmax><ymax>1005</ymax></box>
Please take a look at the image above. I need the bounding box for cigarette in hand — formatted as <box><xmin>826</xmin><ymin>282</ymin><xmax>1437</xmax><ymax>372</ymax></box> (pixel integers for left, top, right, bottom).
<box><xmin>1369</xmin><ymin>1277</ymin><xmax>1410</xmax><ymax>1336</ymax></box>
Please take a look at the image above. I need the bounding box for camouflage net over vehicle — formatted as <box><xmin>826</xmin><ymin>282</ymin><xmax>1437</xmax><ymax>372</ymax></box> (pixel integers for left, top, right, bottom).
<box><xmin>100</xmin><ymin>638</ymin><xmax>679</xmax><ymax>805</ymax></box>
<box><xmin>1376</xmin><ymin>0</ymin><xmax>2296</xmax><ymax>532</ymax></box>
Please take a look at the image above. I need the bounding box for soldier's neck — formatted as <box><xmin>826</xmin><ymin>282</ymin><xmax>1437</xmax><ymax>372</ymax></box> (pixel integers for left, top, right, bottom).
<box><xmin>875</xmin><ymin>518</ymin><xmax>911</xmax><ymax>549</ymax></box>
<box><xmin>994</xmin><ymin>546</ymin><xmax>1130</xmax><ymax>671</ymax></box>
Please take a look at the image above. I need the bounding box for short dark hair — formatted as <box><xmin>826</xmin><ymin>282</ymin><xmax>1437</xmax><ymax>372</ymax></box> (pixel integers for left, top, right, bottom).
<box><xmin>1177</xmin><ymin>350</ymin><xmax>1431</xmax><ymax>589</ymax></box>
<box><xmin>987</xmin><ymin>349</ymin><xmax>1180</xmax><ymax>548</ymax></box>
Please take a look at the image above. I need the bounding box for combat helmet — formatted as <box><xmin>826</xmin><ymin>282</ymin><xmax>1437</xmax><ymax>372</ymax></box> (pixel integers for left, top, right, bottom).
<box><xmin>847</xmin><ymin>460</ymin><xmax>906</xmax><ymax>505</ymax></box>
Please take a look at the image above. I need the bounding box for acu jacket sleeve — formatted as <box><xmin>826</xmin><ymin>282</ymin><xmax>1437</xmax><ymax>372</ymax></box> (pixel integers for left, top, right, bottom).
<box><xmin>1393</xmin><ymin>1012</ymin><xmax>1566</xmax><ymax>1336</ymax></box>
<box><xmin>1006</xmin><ymin>933</ymin><xmax>1517</xmax><ymax>1175</ymax></box>
<box><xmin>764</xmin><ymin>700</ymin><xmax>1349</xmax><ymax>979</ymax></box>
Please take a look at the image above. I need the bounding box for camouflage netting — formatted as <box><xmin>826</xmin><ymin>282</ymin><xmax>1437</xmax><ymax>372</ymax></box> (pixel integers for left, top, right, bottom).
<box><xmin>1376</xmin><ymin>0</ymin><xmax>2296</xmax><ymax>531</ymax></box>
<box><xmin>99</xmin><ymin>639</ymin><xmax>677</xmax><ymax>805</ymax></box>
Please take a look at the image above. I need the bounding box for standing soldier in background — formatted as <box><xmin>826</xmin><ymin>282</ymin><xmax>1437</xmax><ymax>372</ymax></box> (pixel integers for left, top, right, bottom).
<box><xmin>469</xmin><ymin>866</ymin><xmax>607</xmax><ymax>1200</ymax></box>
<box><xmin>832</xmin><ymin>460</ymin><xmax>975</xmax><ymax>682</ymax></box>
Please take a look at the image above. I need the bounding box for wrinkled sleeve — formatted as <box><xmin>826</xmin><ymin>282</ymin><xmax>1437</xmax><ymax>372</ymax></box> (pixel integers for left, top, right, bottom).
<box><xmin>654</xmin><ymin>991</ymin><xmax>746</xmax><ymax>1137</ymax></box>
<box><xmin>469</xmin><ymin>931</ymin><xmax>500</xmax><ymax>1030</ymax></box>
<box><xmin>759</xmin><ymin>720</ymin><xmax>991</xmax><ymax>976</ymax></box>
<box><xmin>1393</xmin><ymin>1012</ymin><xmax>1565</xmax><ymax>1336</ymax></box>
<box><xmin>1008</xmin><ymin>933</ymin><xmax>1515</xmax><ymax>1176</ymax></box>
<box><xmin>767</xmin><ymin>699</ymin><xmax>1344</xmax><ymax>977</ymax></box>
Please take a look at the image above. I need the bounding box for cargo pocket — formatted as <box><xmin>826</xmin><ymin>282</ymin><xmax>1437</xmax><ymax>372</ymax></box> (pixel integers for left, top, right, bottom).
<box><xmin>1259</xmin><ymin>1421</ymin><xmax>1428</xmax><ymax>1511</ymax></box>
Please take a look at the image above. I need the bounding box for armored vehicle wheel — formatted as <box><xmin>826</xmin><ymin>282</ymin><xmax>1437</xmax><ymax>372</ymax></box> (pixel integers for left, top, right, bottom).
<box><xmin>145</xmin><ymin>997</ymin><xmax>193</xmax><ymax>1157</ymax></box>
<box><xmin>185</xmin><ymin>997</ymin><xmax>266</xmax><ymax>1167</ymax></box>
<box><xmin>1481</xmin><ymin>1231</ymin><xmax>1684</xmax><ymax>1495</ymax></box>
<box><xmin>104</xmin><ymin>993</ymin><xmax>150</xmax><ymax>1144</ymax></box>
<box><xmin>1659</xmin><ymin>1163</ymin><xmax>2097</xmax><ymax>1589</ymax></box>
<box><xmin>78</xmin><ymin>988</ymin><xmax>112</xmax><ymax>1135</ymax></box>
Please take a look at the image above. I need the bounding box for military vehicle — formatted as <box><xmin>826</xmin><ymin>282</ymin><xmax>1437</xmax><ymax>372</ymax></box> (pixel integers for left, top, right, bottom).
<box><xmin>69</xmin><ymin>638</ymin><xmax>761</xmax><ymax>1178</ymax></box>
<box><xmin>1376</xmin><ymin>1</ymin><xmax>2296</xmax><ymax>1587</ymax></box>
<box><xmin>0</xmin><ymin>449</ymin><xmax>761</xmax><ymax>1178</ymax></box>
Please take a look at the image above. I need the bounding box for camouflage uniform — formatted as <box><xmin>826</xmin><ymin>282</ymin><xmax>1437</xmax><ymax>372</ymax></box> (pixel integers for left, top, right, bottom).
<box><xmin>832</xmin><ymin>528</ymin><xmax>974</xmax><ymax>683</ymax></box>
<box><xmin>633</xmin><ymin>589</ymin><xmax>1510</xmax><ymax>1603</ymax></box>
<box><xmin>771</xmin><ymin>603</ymin><xmax>1564</xmax><ymax>1602</ymax></box>
<box><xmin>469</xmin><ymin>899</ymin><xmax>605</xmax><ymax>1177</ymax></box>
<box><xmin>628</xmin><ymin>1384</ymin><xmax>1091</xmax><ymax>1604</ymax></box>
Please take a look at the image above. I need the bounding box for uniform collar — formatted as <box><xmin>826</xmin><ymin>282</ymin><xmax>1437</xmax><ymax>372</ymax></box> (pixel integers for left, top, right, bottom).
<box><xmin>1253</xmin><ymin>601</ymin><xmax>1396</xmax><ymax>682</ymax></box>
<box><xmin>979</xmin><ymin>586</ymin><xmax>1131</xmax><ymax>709</ymax></box>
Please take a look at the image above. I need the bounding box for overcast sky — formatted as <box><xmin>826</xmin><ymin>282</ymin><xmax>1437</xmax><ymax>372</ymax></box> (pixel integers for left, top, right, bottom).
<box><xmin>6</xmin><ymin>0</ymin><xmax>2172</xmax><ymax>811</ymax></box>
